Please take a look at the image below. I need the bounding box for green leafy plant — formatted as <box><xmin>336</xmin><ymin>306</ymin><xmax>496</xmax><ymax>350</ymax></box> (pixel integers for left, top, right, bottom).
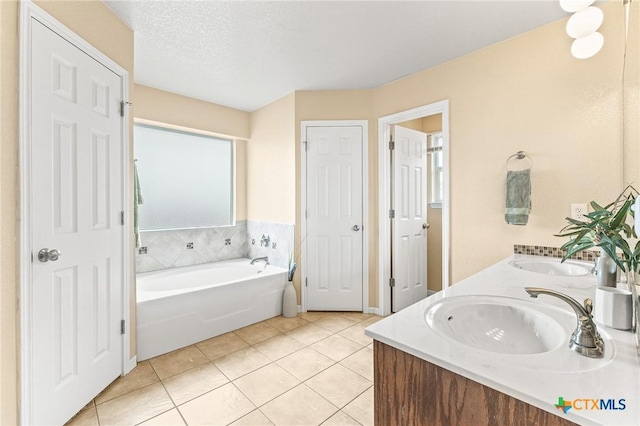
<box><xmin>556</xmin><ymin>186</ymin><xmax>640</xmax><ymax>272</ymax></box>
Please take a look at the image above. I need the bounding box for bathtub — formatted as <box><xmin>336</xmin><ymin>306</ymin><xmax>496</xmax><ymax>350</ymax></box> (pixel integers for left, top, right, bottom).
<box><xmin>136</xmin><ymin>258</ymin><xmax>287</xmax><ymax>361</ymax></box>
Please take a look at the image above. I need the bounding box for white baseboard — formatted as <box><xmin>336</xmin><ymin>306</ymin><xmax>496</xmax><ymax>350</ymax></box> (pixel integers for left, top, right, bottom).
<box><xmin>366</xmin><ymin>307</ymin><xmax>382</xmax><ymax>316</ymax></box>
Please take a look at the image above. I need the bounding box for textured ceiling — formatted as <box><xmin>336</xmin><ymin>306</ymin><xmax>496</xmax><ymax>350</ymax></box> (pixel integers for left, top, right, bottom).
<box><xmin>104</xmin><ymin>1</ymin><xmax>568</xmax><ymax>112</ymax></box>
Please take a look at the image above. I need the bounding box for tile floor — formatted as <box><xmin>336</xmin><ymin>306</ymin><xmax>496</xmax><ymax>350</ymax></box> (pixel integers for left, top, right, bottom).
<box><xmin>67</xmin><ymin>312</ymin><xmax>381</xmax><ymax>426</ymax></box>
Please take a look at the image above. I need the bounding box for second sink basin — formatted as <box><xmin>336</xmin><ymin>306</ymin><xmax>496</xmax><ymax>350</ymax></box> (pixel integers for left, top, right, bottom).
<box><xmin>509</xmin><ymin>257</ymin><xmax>591</xmax><ymax>277</ymax></box>
<box><xmin>425</xmin><ymin>296</ymin><xmax>565</xmax><ymax>355</ymax></box>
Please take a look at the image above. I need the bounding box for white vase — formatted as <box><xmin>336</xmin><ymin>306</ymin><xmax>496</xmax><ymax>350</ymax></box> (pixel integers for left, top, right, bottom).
<box><xmin>283</xmin><ymin>281</ymin><xmax>297</xmax><ymax>318</ymax></box>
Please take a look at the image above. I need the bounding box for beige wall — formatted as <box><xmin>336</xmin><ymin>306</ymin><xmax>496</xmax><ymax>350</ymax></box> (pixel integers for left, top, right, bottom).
<box><xmin>133</xmin><ymin>84</ymin><xmax>250</xmax><ymax>140</ymax></box>
<box><xmin>0</xmin><ymin>1</ymin><xmax>19</xmax><ymax>424</ymax></box>
<box><xmin>0</xmin><ymin>1</ymin><xmax>134</xmax><ymax>422</ymax></box>
<box><xmin>248</xmin><ymin>93</ymin><xmax>296</xmax><ymax>224</ymax></box>
<box><xmin>375</xmin><ymin>1</ymin><xmax>634</xmax><ymax>284</ymax></box>
<box><xmin>133</xmin><ymin>84</ymin><xmax>250</xmax><ymax>220</ymax></box>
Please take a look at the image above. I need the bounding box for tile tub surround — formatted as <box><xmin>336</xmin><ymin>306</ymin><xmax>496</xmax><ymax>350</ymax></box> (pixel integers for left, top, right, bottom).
<box><xmin>247</xmin><ymin>221</ymin><xmax>294</xmax><ymax>269</ymax></box>
<box><xmin>135</xmin><ymin>221</ymin><xmax>248</xmax><ymax>273</ymax></box>
<box><xmin>365</xmin><ymin>256</ymin><xmax>640</xmax><ymax>426</ymax></box>
<box><xmin>65</xmin><ymin>312</ymin><xmax>381</xmax><ymax>426</ymax></box>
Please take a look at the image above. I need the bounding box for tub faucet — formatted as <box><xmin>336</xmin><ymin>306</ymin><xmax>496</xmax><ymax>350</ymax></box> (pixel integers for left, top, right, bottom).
<box><xmin>524</xmin><ymin>287</ymin><xmax>604</xmax><ymax>358</ymax></box>
<box><xmin>250</xmin><ymin>256</ymin><xmax>269</xmax><ymax>266</ymax></box>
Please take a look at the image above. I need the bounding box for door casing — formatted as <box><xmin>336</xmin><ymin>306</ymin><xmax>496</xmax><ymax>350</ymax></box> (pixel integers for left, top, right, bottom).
<box><xmin>300</xmin><ymin>120</ymin><xmax>369</xmax><ymax>313</ymax></box>
<box><xmin>19</xmin><ymin>2</ymin><xmax>133</xmax><ymax>423</ymax></box>
<box><xmin>378</xmin><ymin>101</ymin><xmax>450</xmax><ymax>316</ymax></box>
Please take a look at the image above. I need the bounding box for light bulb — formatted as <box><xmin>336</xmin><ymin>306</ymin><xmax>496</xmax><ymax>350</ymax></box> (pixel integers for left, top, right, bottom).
<box><xmin>566</xmin><ymin>6</ymin><xmax>603</xmax><ymax>38</ymax></box>
<box><xmin>571</xmin><ymin>32</ymin><xmax>604</xmax><ymax>59</ymax></box>
<box><xmin>559</xmin><ymin>0</ymin><xmax>595</xmax><ymax>13</ymax></box>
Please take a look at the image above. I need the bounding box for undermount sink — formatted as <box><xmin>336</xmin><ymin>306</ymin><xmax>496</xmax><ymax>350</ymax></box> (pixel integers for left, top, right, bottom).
<box><xmin>425</xmin><ymin>296</ymin><xmax>565</xmax><ymax>355</ymax></box>
<box><xmin>509</xmin><ymin>257</ymin><xmax>591</xmax><ymax>277</ymax></box>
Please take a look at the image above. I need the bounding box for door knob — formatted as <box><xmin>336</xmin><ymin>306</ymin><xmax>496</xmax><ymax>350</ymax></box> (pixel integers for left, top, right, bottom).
<box><xmin>352</xmin><ymin>225</ymin><xmax>361</xmax><ymax>231</ymax></box>
<box><xmin>38</xmin><ymin>248</ymin><xmax>61</xmax><ymax>262</ymax></box>
<box><xmin>422</xmin><ymin>223</ymin><xmax>430</xmax><ymax>230</ymax></box>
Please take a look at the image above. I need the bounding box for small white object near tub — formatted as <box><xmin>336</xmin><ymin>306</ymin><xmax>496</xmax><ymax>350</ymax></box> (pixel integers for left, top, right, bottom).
<box><xmin>136</xmin><ymin>258</ymin><xmax>287</xmax><ymax>361</ymax></box>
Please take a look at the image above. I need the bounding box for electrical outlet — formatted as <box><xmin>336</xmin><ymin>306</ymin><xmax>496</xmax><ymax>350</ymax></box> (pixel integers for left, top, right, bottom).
<box><xmin>571</xmin><ymin>203</ymin><xmax>588</xmax><ymax>220</ymax></box>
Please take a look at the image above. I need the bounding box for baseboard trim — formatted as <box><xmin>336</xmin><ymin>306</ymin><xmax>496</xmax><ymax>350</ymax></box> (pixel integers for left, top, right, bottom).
<box><xmin>367</xmin><ymin>307</ymin><xmax>382</xmax><ymax>316</ymax></box>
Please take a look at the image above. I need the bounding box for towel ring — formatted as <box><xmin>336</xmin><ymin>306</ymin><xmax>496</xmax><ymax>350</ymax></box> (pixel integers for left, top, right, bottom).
<box><xmin>506</xmin><ymin>151</ymin><xmax>533</xmax><ymax>171</ymax></box>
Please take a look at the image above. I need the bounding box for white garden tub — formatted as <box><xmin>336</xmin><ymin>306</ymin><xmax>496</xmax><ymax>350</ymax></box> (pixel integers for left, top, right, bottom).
<box><xmin>136</xmin><ymin>258</ymin><xmax>287</xmax><ymax>360</ymax></box>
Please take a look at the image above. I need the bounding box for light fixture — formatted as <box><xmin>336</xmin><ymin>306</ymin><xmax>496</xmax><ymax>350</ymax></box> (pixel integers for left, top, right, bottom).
<box><xmin>566</xmin><ymin>6</ymin><xmax>603</xmax><ymax>38</ymax></box>
<box><xmin>571</xmin><ymin>32</ymin><xmax>604</xmax><ymax>59</ymax></box>
<box><xmin>560</xmin><ymin>0</ymin><xmax>603</xmax><ymax>59</ymax></box>
<box><xmin>559</xmin><ymin>0</ymin><xmax>595</xmax><ymax>13</ymax></box>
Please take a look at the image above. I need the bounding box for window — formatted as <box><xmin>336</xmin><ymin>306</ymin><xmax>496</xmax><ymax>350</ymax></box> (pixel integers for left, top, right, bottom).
<box><xmin>134</xmin><ymin>124</ymin><xmax>234</xmax><ymax>230</ymax></box>
<box><xmin>428</xmin><ymin>132</ymin><xmax>443</xmax><ymax>207</ymax></box>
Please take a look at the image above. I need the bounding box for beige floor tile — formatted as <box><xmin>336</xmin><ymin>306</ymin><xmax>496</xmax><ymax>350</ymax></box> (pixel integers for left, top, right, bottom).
<box><xmin>148</xmin><ymin>346</ymin><xmax>209</xmax><ymax>380</ymax></box>
<box><xmin>305</xmin><ymin>364</ymin><xmax>372</xmax><ymax>408</ymax></box>
<box><xmin>234</xmin><ymin>363</ymin><xmax>300</xmax><ymax>406</ymax></box>
<box><xmin>162</xmin><ymin>363</ymin><xmax>228</xmax><ymax>405</ymax></box>
<box><xmin>286</xmin><ymin>323</ymin><xmax>333</xmax><ymax>346</ymax></box>
<box><xmin>276</xmin><ymin>347</ymin><xmax>334</xmax><ymax>381</ymax></box>
<box><xmin>338</xmin><ymin>312</ymin><xmax>376</xmax><ymax>323</ymax></box>
<box><xmin>322</xmin><ymin>410</ymin><xmax>362</xmax><ymax>425</ymax></box>
<box><xmin>230</xmin><ymin>409</ymin><xmax>274</xmax><ymax>425</ymax></box>
<box><xmin>214</xmin><ymin>346</ymin><xmax>271</xmax><ymax>380</ymax></box>
<box><xmin>137</xmin><ymin>408</ymin><xmax>185</xmax><ymax>425</ymax></box>
<box><xmin>340</xmin><ymin>347</ymin><xmax>373</xmax><ymax>381</ymax></box>
<box><xmin>233</xmin><ymin>321</ymin><xmax>281</xmax><ymax>344</ymax></box>
<box><xmin>311</xmin><ymin>334</ymin><xmax>364</xmax><ymax>362</ymax></box>
<box><xmin>96</xmin><ymin>382</ymin><xmax>174</xmax><ymax>426</ymax></box>
<box><xmin>261</xmin><ymin>384</ymin><xmax>338</xmax><ymax>426</ymax></box>
<box><xmin>266</xmin><ymin>315</ymin><xmax>310</xmax><ymax>332</ymax></box>
<box><xmin>313</xmin><ymin>315</ymin><xmax>358</xmax><ymax>333</ymax></box>
<box><xmin>360</xmin><ymin>316</ymin><xmax>384</xmax><ymax>326</ymax></box>
<box><xmin>65</xmin><ymin>405</ymin><xmax>98</xmax><ymax>426</ymax></box>
<box><xmin>338</xmin><ymin>323</ymin><xmax>373</xmax><ymax>346</ymax></box>
<box><xmin>299</xmin><ymin>311</ymin><xmax>333</xmax><ymax>322</ymax></box>
<box><xmin>253</xmin><ymin>333</ymin><xmax>305</xmax><ymax>361</ymax></box>
<box><xmin>95</xmin><ymin>361</ymin><xmax>159</xmax><ymax>404</ymax></box>
<box><xmin>196</xmin><ymin>332</ymin><xmax>250</xmax><ymax>360</ymax></box>
<box><xmin>342</xmin><ymin>387</ymin><xmax>373</xmax><ymax>426</ymax></box>
<box><xmin>178</xmin><ymin>383</ymin><xmax>255</xmax><ymax>425</ymax></box>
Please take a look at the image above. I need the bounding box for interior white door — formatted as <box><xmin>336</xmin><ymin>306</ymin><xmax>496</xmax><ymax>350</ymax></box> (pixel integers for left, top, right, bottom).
<box><xmin>30</xmin><ymin>19</ymin><xmax>124</xmax><ymax>425</ymax></box>
<box><xmin>392</xmin><ymin>125</ymin><xmax>428</xmax><ymax>312</ymax></box>
<box><xmin>305</xmin><ymin>125</ymin><xmax>364</xmax><ymax>311</ymax></box>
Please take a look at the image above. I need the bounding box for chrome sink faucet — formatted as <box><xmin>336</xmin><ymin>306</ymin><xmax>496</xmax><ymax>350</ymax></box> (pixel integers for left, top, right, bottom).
<box><xmin>524</xmin><ymin>287</ymin><xmax>604</xmax><ymax>359</ymax></box>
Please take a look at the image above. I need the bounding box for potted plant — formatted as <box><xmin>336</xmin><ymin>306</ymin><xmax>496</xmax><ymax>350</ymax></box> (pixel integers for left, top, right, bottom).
<box><xmin>556</xmin><ymin>186</ymin><xmax>640</xmax><ymax>278</ymax></box>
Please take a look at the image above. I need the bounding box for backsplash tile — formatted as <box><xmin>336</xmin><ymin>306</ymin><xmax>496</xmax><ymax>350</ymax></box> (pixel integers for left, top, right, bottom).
<box><xmin>135</xmin><ymin>220</ymin><xmax>294</xmax><ymax>273</ymax></box>
<box><xmin>136</xmin><ymin>221</ymin><xmax>249</xmax><ymax>273</ymax></box>
<box><xmin>247</xmin><ymin>221</ymin><xmax>294</xmax><ymax>269</ymax></box>
<box><xmin>513</xmin><ymin>244</ymin><xmax>598</xmax><ymax>262</ymax></box>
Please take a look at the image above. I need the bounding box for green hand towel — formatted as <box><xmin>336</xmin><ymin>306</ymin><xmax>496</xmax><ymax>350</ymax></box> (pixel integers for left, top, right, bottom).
<box><xmin>505</xmin><ymin>169</ymin><xmax>531</xmax><ymax>225</ymax></box>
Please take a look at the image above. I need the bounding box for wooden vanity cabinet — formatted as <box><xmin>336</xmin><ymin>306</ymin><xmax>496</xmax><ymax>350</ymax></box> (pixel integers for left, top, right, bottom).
<box><xmin>373</xmin><ymin>341</ymin><xmax>577</xmax><ymax>426</ymax></box>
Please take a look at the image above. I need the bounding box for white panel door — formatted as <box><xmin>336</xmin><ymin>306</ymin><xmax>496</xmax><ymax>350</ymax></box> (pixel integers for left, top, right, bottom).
<box><xmin>30</xmin><ymin>19</ymin><xmax>124</xmax><ymax>425</ymax></box>
<box><xmin>306</xmin><ymin>125</ymin><xmax>364</xmax><ymax>311</ymax></box>
<box><xmin>392</xmin><ymin>126</ymin><xmax>428</xmax><ymax>312</ymax></box>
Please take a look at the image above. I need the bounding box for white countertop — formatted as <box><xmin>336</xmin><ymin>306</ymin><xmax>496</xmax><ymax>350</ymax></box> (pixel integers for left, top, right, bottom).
<box><xmin>365</xmin><ymin>255</ymin><xmax>640</xmax><ymax>426</ymax></box>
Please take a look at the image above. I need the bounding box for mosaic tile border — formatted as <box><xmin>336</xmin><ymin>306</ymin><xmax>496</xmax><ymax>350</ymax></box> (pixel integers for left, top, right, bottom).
<box><xmin>513</xmin><ymin>244</ymin><xmax>599</xmax><ymax>262</ymax></box>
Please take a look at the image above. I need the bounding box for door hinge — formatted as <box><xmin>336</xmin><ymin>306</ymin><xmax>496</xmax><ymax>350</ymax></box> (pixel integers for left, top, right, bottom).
<box><xmin>305</xmin><ymin>277</ymin><xmax>308</xmax><ymax>287</ymax></box>
<box><xmin>305</xmin><ymin>209</ymin><xmax>309</xmax><ymax>219</ymax></box>
<box><xmin>120</xmin><ymin>101</ymin><xmax>132</xmax><ymax>117</ymax></box>
<box><xmin>303</xmin><ymin>140</ymin><xmax>308</xmax><ymax>151</ymax></box>
<box><xmin>389</xmin><ymin>137</ymin><xmax>395</xmax><ymax>151</ymax></box>
<box><xmin>389</xmin><ymin>209</ymin><xmax>395</xmax><ymax>219</ymax></box>
<box><xmin>120</xmin><ymin>319</ymin><xmax>125</xmax><ymax>335</ymax></box>
<box><xmin>120</xmin><ymin>211</ymin><xmax>125</xmax><ymax>225</ymax></box>
<box><xmin>389</xmin><ymin>277</ymin><xmax>395</xmax><ymax>288</ymax></box>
